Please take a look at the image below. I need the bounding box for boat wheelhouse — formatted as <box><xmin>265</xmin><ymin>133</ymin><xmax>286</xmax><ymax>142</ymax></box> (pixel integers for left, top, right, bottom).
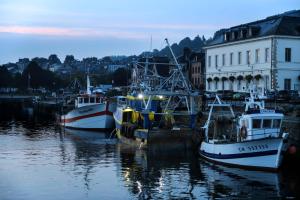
<box><xmin>75</xmin><ymin>94</ymin><xmax>106</xmax><ymax>108</ymax></box>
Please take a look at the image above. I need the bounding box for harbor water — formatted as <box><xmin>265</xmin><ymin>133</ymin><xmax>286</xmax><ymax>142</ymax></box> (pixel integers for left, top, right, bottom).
<box><xmin>0</xmin><ymin>107</ymin><xmax>299</xmax><ymax>199</ymax></box>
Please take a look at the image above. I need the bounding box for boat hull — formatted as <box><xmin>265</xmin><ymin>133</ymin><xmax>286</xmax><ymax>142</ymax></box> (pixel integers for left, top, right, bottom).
<box><xmin>199</xmin><ymin>137</ymin><xmax>288</xmax><ymax>171</ymax></box>
<box><xmin>61</xmin><ymin>102</ymin><xmax>115</xmax><ymax>130</ymax></box>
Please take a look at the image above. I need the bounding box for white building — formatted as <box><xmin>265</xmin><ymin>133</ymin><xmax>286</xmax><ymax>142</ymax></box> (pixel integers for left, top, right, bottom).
<box><xmin>106</xmin><ymin>64</ymin><xmax>127</xmax><ymax>73</ymax></box>
<box><xmin>204</xmin><ymin>10</ymin><xmax>300</xmax><ymax>93</ymax></box>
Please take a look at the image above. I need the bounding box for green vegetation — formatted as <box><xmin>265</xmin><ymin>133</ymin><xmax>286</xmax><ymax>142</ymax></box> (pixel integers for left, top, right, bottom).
<box><xmin>0</xmin><ymin>61</ymin><xmax>67</xmax><ymax>91</ymax></box>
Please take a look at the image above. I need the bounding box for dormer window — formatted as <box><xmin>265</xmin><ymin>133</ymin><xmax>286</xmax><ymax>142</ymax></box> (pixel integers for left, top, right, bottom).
<box><xmin>231</xmin><ymin>32</ymin><xmax>235</xmax><ymax>40</ymax></box>
<box><xmin>224</xmin><ymin>32</ymin><xmax>230</xmax><ymax>41</ymax></box>
<box><xmin>239</xmin><ymin>30</ymin><xmax>243</xmax><ymax>39</ymax></box>
<box><xmin>238</xmin><ymin>28</ymin><xmax>247</xmax><ymax>39</ymax></box>
<box><xmin>248</xmin><ymin>27</ymin><xmax>253</xmax><ymax>37</ymax></box>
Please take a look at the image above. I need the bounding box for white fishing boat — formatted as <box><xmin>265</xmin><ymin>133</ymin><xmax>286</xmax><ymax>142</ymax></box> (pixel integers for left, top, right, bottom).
<box><xmin>199</xmin><ymin>90</ymin><xmax>289</xmax><ymax>171</ymax></box>
<box><xmin>61</xmin><ymin>74</ymin><xmax>115</xmax><ymax>130</ymax></box>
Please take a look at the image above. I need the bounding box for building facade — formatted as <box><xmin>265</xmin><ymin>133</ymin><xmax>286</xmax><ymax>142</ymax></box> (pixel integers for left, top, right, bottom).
<box><xmin>204</xmin><ymin>10</ymin><xmax>300</xmax><ymax>93</ymax></box>
<box><xmin>190</xmin><ymin>52</ymin><xmax>205</xmax><ymax>90</ymax></box>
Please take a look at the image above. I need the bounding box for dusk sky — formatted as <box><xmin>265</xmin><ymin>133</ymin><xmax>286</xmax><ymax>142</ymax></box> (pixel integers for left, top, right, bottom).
<box><xmin>0</xmin><ymin>0</ymin><xmax>299</xmax><ymax>64</ymax></box>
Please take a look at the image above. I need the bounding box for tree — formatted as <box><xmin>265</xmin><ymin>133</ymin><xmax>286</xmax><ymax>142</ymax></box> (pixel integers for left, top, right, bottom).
<box><xmin>22</xmin><ymin>61</ymin><xmax>45</xmax><ymax>88</ymax></box>
<box><xmin>48</xmin><ymin>54</ymin><xmax>61</xmax><ymax>65</ymax></box>
<box><xmin>113</xmin><ymin>68</ymin><xmax>131</xmax><ymax>86</ymax></box>
<box><xmin>0</xmin><ymin>66</ymin><xmax>13</xmax><ymax>87</ymax></box>
<box><xmin>21</xmin><ymin>61</ymin><xmax>65</xmax><ymax>90</ymax></box>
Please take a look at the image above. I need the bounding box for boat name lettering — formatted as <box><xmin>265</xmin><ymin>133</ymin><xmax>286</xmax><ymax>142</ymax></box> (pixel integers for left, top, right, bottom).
<box><xmin>238</xmin><ymin>144</ymin><xmax>268</xmax><ymax>152</ymax></box>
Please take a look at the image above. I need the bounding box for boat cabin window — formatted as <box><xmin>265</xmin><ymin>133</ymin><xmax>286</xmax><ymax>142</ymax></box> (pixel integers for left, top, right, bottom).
<box><xmin>262</xmin><ymin>119</ymin><xmax>272</xmax><ymax>128</ymax></box>
<box><xmin>79</xmin><ymin>98</ymin><xmax>83</xmax><ymax>104</ymax></box>
<box><xmin>84</xmin><ymin>98</ymin><xmax>89</xmax><ymax>103</ymax></box>
<box><xmin>90</xmin><ymin>97</ymin><xmax>95</xmax><ymax>103</ymax></box>
<box><xmin>96</xmin><ymin>97</ymin><xmax>101</xmax><ymax>103</ymax></box>
<box><xmin>273</xmin><ymin>119</ymin><xmax>281</xmax><ymax>128</ymax></box>
<box><xmin>252</xmin><ymin>119</ymin><xmax>261</xmax><ymax>129</ymax></box>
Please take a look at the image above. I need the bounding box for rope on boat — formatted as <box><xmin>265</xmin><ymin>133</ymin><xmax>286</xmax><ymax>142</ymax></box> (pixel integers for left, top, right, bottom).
<box><xmin>109</xmin><ymin>128</ymin><xmax>116</xmax><ymax>139</ymax></box>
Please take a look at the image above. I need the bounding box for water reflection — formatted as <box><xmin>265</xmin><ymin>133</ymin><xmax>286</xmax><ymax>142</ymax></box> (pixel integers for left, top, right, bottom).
<box><xmin>0</xmin><ymin>108</ymin><xmax>299</xmax><ymax>199</ymax></box>
<box><xmin>116</xmin><ymin>146</ymin><xmax>204</xmax><ymax>199</ymax></box>
<box><xmin>116</xmin><ymin>145</ymin><xmax>299</xmax><ymax>199</ymax></box>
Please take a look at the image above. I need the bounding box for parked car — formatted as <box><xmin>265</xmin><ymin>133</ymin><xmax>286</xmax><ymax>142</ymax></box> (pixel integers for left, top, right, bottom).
<box><xmin>216</xmin><ymin>90</ymin><xmax>234</xmax><ymax>100</ymax></box>
<box><xmin>204</xmin><ymin>91</ymin><xmax>215</xmax><ymax>100</ymax></box>
<box><xmin>266</xmin><ymin>91</ymin><xmax>278</xmax><ymax>101</ymax></box>
<box><xmin>289</xmin><ymin>90</ymin><xmax>299</xmax><ymax>100</ymax></box>
<box><xmin>233</xmin><ymin>92</ymin><xmax>249</xmax><ymax>100</ymax></box>
<box><xmin>277</xmin><ymin>90</ymin><xmax>299</xmax><ymax>101</ymax></box>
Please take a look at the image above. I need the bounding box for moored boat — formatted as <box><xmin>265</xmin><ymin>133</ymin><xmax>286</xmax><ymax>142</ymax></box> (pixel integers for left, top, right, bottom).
<box><xmin>199</xmin><ymin>91</ymin><xmax>289</xmax><ymax>171</ymax></box>
<box><xmin>113</xmin><ymin>39</ymin><xmax>201</xmax><ymax>149</ymax></box>
<box><xmin>61</xmin><ymin>74</ymin><xmax>116</xmax><ymax>130</ymax></box>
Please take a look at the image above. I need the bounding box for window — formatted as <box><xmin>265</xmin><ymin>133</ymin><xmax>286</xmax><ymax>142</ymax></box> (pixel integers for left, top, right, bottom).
<box><xmin>222</xmin><ymin>54</ymin><xmax>225</xmax><ymax>66</ymax></box>
<box><xmin>96</xmin><ymin>97</ymin><xmax>100</xmax><ymax>103</ymax></box>
<box><xmin>79</xmin><ymin>98</ymin><xmax>83</xmax><ymax>104</ymax></box>
<box><xmin>90</xmin><ymin>97</ymin><xmax>95</xmax><ymax>103</ymax></box>
<box><xmin>285</xmin><ymin>48</ymin><xmax>291</xmax><ymax>62</ymax></box>
<box><xmin>230</xmin><ymin>53</ymin><xmax>233</xmax><ymax>65</ymax></box>
<box><xmin>252</xmin><ymin>119</ymin><xmax>261</xmax><ymax>129</ymax></box>
<box><xmin>273</xmin><ymin>119</ymin><xmax>281</xmax><ymax>128</ymax></box>
<box><xmin>255</xmin><ymin>49</ymin><xmax>260</xmax><ymax>63</ymax></box>
<box><xmin>84</xmin><ymin>98</ymin><xmax>89</xmax><ymax>103</ymax></box>
<box><xmin>284</xmin><ymin>79</ymin><xmax>291</xmax><ymax>90</ymax></box>
<box><xmin>263</xmin><ymin>119</ymin><xmax>272</xmax><ymax>128</ymax></box>
<box><xmin>215</xmin><ymin>55</ymin><xmax>218</xmax><ymax>68</ymax></box>
<box><xmin>208</xmin><ymin>56</ymin><xmax>211</xmax><ymax>67</ymax></box>
<box><xmin>246</xmin><ymin>50</ymin><xmax>251</xmax><ymax>65</ymax></box>
<box><xmin>265</xmin><ymin>48</ymin><xmax>270</xmax><ymax>62</ymax></box>
<box><xmin>238</xmin><ymin>52</ymin><xmax>242</xmax><ymax>65</ymax></box>
<box><xmin>215</xmin><ymin>81</ymin><xmax>218</xmax><ymax>90</ymax></box>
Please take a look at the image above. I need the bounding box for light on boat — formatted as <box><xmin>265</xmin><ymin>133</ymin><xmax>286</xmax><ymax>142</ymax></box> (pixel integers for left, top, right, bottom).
<box><xmin>158</xmin><ymin>95</ymin><xmax>164</xmax><ymax>99</ymax></box>
<box><xmin>138</xmin><ymin>93</ymin><xmax>144</xmax><ymax>99</ymax></box>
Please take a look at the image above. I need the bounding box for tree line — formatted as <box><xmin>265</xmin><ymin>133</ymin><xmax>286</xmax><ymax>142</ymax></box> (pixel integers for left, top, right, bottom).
<box><xmin>0</xmin><ymin>61</ymin><xmax>68</xmax><ymax>91</ymax></box>
<box><xmin>0</xmin><ymin>61</ymin><xmax>131</xmax><ymax>92</ymax></box>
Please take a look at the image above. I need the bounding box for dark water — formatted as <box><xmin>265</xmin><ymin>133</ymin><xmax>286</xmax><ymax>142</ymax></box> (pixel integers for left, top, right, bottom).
<box><xmin>0</xmin><ymin>107</ymin><xmax>299</xmax><ymax>199</ymax></box>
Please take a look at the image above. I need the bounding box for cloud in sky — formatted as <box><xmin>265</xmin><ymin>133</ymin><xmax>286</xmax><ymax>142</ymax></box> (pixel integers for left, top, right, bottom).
<box><xmin>0</xmin><ymin>0</ymin><xmax>299</xmax><ymax>64</ymax></box>
<box><xmin>0</xmin><ymin>23</ymin><xmax>220</xmax><ymax>39</ymax></box>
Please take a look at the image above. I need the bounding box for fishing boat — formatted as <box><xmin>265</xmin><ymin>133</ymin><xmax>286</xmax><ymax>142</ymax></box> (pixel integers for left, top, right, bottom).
<box><xmin>113</xmin><ymin>39</ymin><xmax>201</xmax><ymax>149</ymax></box>
<box><xmin>61</xmin><ymin>74</ymin><xmax>115</xmax><ymax>130</ymax></box>
<box><xmin>199</xmin><ymin>90</ymin><xmax>289</xmax><ymax>171</ymax></box>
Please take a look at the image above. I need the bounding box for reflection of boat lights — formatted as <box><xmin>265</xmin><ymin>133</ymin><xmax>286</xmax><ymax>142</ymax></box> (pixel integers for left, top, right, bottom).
<box><xmin>136</xmin><ymin>181</ymin><xmax>142</xmax><ymax>195</ymax></box>
<box><xmin>158</xmin><ymin>177</ymin><xmax>164</xmax><ymax>193</ymax></box>
<box><xmin>138</xmin><ymin>94</ymin><xmax>144</xmax><ymax>99</ymax></box>
<box><xmin>124</xmin><ymin>169</ymin><xmax>131</xmax><ymax>182</ymax></box>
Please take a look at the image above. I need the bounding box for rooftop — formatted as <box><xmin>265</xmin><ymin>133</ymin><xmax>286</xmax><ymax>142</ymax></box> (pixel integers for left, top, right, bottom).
<box><xmin>207</xmin><ymin>10</ymin><xmax>300</xmax><ymax>47</ymax></box>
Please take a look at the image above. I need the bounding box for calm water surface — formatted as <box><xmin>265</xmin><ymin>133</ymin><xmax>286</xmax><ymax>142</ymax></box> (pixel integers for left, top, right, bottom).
<box><xmin>0</xmin><ymin>110</ymin><xmax>299</xmax><ymax>200</ymax></box>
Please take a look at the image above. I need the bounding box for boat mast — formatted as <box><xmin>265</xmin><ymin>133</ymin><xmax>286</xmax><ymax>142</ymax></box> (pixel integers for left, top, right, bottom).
<box><xmin>86</xmin><ymin>68</ymin><xmax>91</xmax><ymax>95</ymax></box>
